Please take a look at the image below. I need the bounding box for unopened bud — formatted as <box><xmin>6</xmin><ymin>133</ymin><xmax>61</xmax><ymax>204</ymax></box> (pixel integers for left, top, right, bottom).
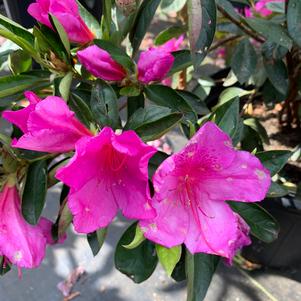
<box><xmin>115</xmin><ymin>0</ymin><xmax>137</xmax><ymax>16</ymax></box>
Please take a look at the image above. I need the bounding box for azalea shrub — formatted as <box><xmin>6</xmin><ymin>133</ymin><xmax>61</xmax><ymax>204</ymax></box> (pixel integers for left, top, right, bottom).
<box><xmin>0</xmin><ymin>0</ymin><xmax>298</xmax><ymax>300</ymax></box>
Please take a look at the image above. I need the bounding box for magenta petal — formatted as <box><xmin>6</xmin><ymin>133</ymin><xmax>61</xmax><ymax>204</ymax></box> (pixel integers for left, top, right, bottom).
<box><xmin>38</xmin><ymin>217</ymin><xmax>67</xmax><ymax>244</ymax></box>
<box><xmin>137</xmin><ymin>48</ymin><xmax>175</xmax><ymax>84</ymax></box>
<box><xmin>0</xmin><ymin>181</ymin><xmax>47</xmax><ymax>269</ymax></box>
<box><xmin>77</xmin><ymin>45</ymin><xmax>127</xmax><ymax>81</ymax></box>
<box><xmin>56</xmin><ymin>127</ymin><xmax>157</xmax><ymax>233</ymax></box>
<box><xmin>6</xmin><ymin>94</ymin><xmax>92</xmax><ymax>153</ymax></box>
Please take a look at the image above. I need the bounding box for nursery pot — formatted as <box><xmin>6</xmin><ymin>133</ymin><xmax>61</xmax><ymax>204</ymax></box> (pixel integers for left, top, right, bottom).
<box><xmin>242</xmin><ymin>197</ymin><xmax>301</xmax><ymax>269</ymax></box>
<box><xmin>3</xmin><ymin>0</ymin><xmax>103</xmax><ymax>28</ymax></box>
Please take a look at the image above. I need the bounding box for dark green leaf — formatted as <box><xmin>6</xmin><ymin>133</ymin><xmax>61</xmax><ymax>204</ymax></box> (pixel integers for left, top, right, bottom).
<box><xmin>267</xmin><ymin>182</ymin><xmax>288</xmax><ymax>198</ymax></box>
<box><xmin>22</xmin><ymin>160</ymin><xmax>48</xmax><ymax>225</ymax></box>
<box><xmin>229</xmin><ymin>202</ymin><xmax>279</xmax><ymax>243</ymax></box>
<box><xmin>186</xmin><ymin>251</ymin><xmax>219</xmax><ymax>301</ymax></box>
<box><xmin>149</xmin><ymin>151</ymin><xmax>169</xmax><ymax>179</ymax></box>
<box><xmin>264</xmin><ymin>58</ymin><xmax>288</xmax><ymax>96</ymax></box>
<box><xmin>171</xmin><ymin>249</ymin><xmax>186</xmax><ymax>282</ymax></box>
<box><xmin>94</xmin><ymin>39</ymin><xmax>135</xmax><ymax>72</ymax></box>
<box><xmin>145</xmin><ymin>85</ymin><xmax>196</xmax><ymax>122</ymax></box>
<box><xmin>59</xmin><ymin>72</ymin><xmax>73</xmax><ymax>101</ymax></box>
<box><xmin>243</xmin><ymin>118</ymin><xmax>269</xmax><ymax>145</ymax></box>
<box><xmin>245</xmin><ymin>18</ymin><xmax>293</xmax><ymax>49</ymax></box>
<box><xmin>123</xmin><ymin>225</ymin><xmax>145</xmax><ymax>249</ymax></box>
<box><xmin>115</xmin><ymin>223</ymin><xmax>158</xmax><ymax>283</ymax></box>
<box><xmin>120</xmin><ymin>86</ymin><xmax>141</xmax><ymax>97</ymax></box>
<box><xmin>90</xmin><ymin>81</ymin><xmax>121</xmax><ymax>129</ymax></box>
<box><xmin>87</xmin><ymin>228</ymin><xmax>107</xmax><ymax>256</ymax></box>
<box><xmin>125</xmin><ymin>105</ymin><xmax>183</xmax><ymax>141</ymax></box>
<box><xmin>127</xmin><ymin>93</ymin><xmax>145</xmax><ymax>118</ymax></box>
<box><xmin>69</xmin><ymin>92</ymin><xmax>94</xmax><ymax>127</ymax></box>
<box><xmin>188</xmin><ymin>0</ymin><xmax>216</xmax><ymax>67</ymax></box>
<box><xmin>168</xmin><ymin>50</ymin><xmax>193</xmax><ymax>75</ymax></box>
<box><xmin>256</xmin><ymin>150</ymin><xmax>291</xmax><ymax>176</ymax></box>
<box><xmin>0</xmin><ymin>257</ymin><xmax>11</xmax><ymax>276</ymax></box>
<box><xmin>287</xmin><ymin>0</ymin><xmax>301</xmax><ymax>47</ymax></box>
<box><xmin>231</xmin><ymin>38</ymin><xmax>257</xmax><ymax>84</ymax></box>
<box><xmin>129</xmin><ymin>0</ymin><xmax>161</xmax><ymax>54</ymax></box>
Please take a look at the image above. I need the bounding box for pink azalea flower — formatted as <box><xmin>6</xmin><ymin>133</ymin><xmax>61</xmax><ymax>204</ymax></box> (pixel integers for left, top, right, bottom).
<box><xmin>138</xmin><ymin>35</ymin><xmax>184</xmax><ymax>85</ymax></box>
<box><xmin>2</xmin><ymin>92</ymin><xmax>92</xmax><ymax>153</ymax></box>
<box><xmin>140</xmin><ymin>122</ymin><xmax>271</xmax><ymax>260</ymax></box>
<box><xmin>245</xmin><ymin>0</ymin><xmax>284</xmax><ymax>18</ymax></box>
<box><xmin>0</xmin><ymin>178</ymin><xmax>50</xmax><ymax>269</ymax></box>
<box><xmin>56</xmin><ymin>127</ymin><xmax>157</xmax><ymax>234</ymax></box>
<box><xmin>28</xmin><ymin>0</ymin><xmax>94</xmax><ymax>44</ymax></box>
<box><xmin>77</xmin><ymin>45</ymin><xmax>127</xmax><ymax>81</ymax></box>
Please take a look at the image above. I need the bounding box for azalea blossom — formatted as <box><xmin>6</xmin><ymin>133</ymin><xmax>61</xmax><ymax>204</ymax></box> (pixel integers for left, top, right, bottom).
<box><xmin>77</xmin><ymin>45</ymin><xmax>127</xmax><ymax>81</ymax></box>
<box><xmin>138</xmin><ymin>35</ymin><xmax>184</xmax><ymax>84</ymax></box>
<box><xmin>2</xmin><ymin>92</ymin><xmax>92</xmax><ymax>153</ymax></box>
<box><xmin>56</xmin><ymin>127</ymin><xmax>157</xmax><ymax>234</ymax></box>
<box><xmin>140</xmin><ymin>122</ymin><xmax>271</xmax><ymax>260</ymax></box>
<box><xmin>28</xmin><ymin>0</ymin><xmax>94</xmax><ymax>44</ymax></box>
<box><xmin>0</xmin><ymin>177</ymin><xmax>50</xmax><ymax>269</ymax></box>
<box><xmin>245</xmin><ymin>0</ymin><xmax>284</xmax><ymax>17</ymax></box>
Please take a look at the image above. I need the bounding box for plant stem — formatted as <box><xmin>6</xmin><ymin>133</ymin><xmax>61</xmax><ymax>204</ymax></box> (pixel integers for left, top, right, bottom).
<box><xmin>209</xmin><ymin>35</ymin><xmax>241</xmax><ymax>52</ymax></box>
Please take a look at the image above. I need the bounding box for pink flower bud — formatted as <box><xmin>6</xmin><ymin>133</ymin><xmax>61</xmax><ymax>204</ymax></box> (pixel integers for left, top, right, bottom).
<box><xmin>77</xmin><ymin>45</ymin><xmax>127</xmax><ymax>81</ymax></box>
<box><xmin>28</xmin><ymin>0</ymin><xmax>94</xmax><ymax>44</ymax></box>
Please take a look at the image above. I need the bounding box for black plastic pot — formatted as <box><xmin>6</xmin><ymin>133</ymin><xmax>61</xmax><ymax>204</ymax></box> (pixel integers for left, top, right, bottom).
<box><xmin>242</xmin><ymin>197</ymin><xmax>301</xmax><ymax>269</ymax></box>
<box><xmin>3</xmin><ymin>0</ymin><xmax>102</xmax><ymax>28</ymax></box>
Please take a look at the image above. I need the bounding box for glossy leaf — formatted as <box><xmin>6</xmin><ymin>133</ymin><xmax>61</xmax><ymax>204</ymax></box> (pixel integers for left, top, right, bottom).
<box><xmin>129</xmin><ymin>0</ymin><xmax>161</xmax><ymax>54</ymax></box>
<box><xmin>229</xmin><ymin>202</ymin><xmax>279</xmax><ymax>243</ymax></box>
<box><xmin>168</xmin><ymin>50</ymin><xmax>193</xmax><ymax>75</ymax></box>
<box><xmin>123</xmin><ymin>225</ymin><xmax>145</xmax><ymax>249</ymax></box>
<box><xmin>155</xmin><ymin>26</ymin><xmax>186</xmax><ymax>45</ymax></box>
<box><xmin>149</xmin><ymin>151</ymin><xmax>169</xmax><ymax>179</ymax></box>
<box><xmin>160</xmin><ymin>0</ymin><xmax>187</xmax><ymax>13</ymax></box>
<box><xmin>188</xmin><ymin>0</ymin><xmax>216</xmax><ymax>67</ymax></box>
<box><xmin>22</xmin><ymin>160</ymin><xmax>48</xmax><ymax>225</ymax></box>
<box><xmin>231</xmin><ymin>38</ymin><xmax>257</xmax><ymax>84</ymax></box>
<box><xmin>87</xmin><ymin>228</ymin><xmax>107</xmax><ymax>256</ymax></box>
<box><xmin>125</xmin><ymin>105</ymin><xmax>183</xmax><ymax>141</ymax></box>
<box><xmin>256</xmin><ymin>150</ymin><xmax>291</xmax><ymax>176</ymax></box>
<box><xmin>90</xmin><ymin>81</ymin><xmax>121</xmax><ymax>129</ymax></box>
<box><xmin>244</xmin><ymin>118</ymin><xmax>269</xmax><ymax>145</ymax></box>
<box><xmin>115</xmin><ymin>223</ymin><xmax>158</xmax><ymax>283</ymax></box>
<box><xmin>287</xmin><ymin>0</ymin><xmax>301</xmax><ymax>47</ymax></box>
<box><xmin>156</xmin><ymin>245</ymin><xmax>182</xmax><ymax>277</ymax></box>
<box><xmin>186</xmin><ymin>251</ymin><xmax>220</xmax><ymax>301</ymax></box>
<box><xmin>8</xmin><ymin>50</ymin><xmax>32</xmax><ymax>75</ymax></box>
<box><xmin>59</xmin><ymin>72</ymin><xmax>73</xmax><ymax>101</ymax></box>
<box><xmin>267</xmin><ymin>182</ymin><xmax>288</xmax><ymax>198</ymax></box>
<box><xmin>127</xmin><ymin>93</ymin><xmax>145</xmax><ymax>118</ymax></box>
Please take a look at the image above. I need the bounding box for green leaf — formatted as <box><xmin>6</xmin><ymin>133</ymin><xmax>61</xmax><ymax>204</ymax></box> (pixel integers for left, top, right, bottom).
<box><xmin>263</xmin><ymin>58</ymin><xmax>288</xmax><ymax>96</ymax></box>
<box><xmin>171</xmin><ymin>250</ymin><xmax>187</xmax><ymax>282</ymax></box>
<box><xmin>156</xmin><ymin>245</ymin><xmax>182</xmax><ymax>277</ymax></box>
<box><xmin>77</xmin><ymin>0</ymin><xmax>101</xmax><ymax>38</ymax></box>
<box><xmin>102</xmin><ymin>0</ymin><xmax>112</xmax><ymax>38</ymax></box>
<box><xmin>256</xmin><ymin>150</ymin><xmax>291</xmax><ymax>176</ymax></box>
<box><xmin>287</xmin><ymin>0</ymin><xmax>301</xmax><ymax>47</ymax></box>
<box><xmin>145</xmin><ymin>85</ymin><xmax>196</xmax><ymax>122</ymax></box>
<box><xmin>94</xmin><ymin>39</ymin><xmax>135</xmax><ymax>72</ymax></box>
<box><xmin>69</xmin><ymin>92</ymin><xmax>94</xmax><ymax>127</ymax></box>
<box><xmin>168</xmin><ymin>50</ymin><xmax>193</xmax><ymax>75</ymax></box>
<box><xmin>244</xmin><ymin>118</ymin><xmax>269</xmax><ymax>145</ymax></box>
<box><xmin>186</xmin><ymin>251</ymin><xmax>219</xmax><ymax>301</ymax></box>
<box><xmin>125</xmin><ymin>105</ymin><xmax>183</xmax><ymax>141</ymax></box>
<box><xmin>216</xmin><ymin>0</ymin><xmax>242</xmax><ymax>22</ymax></box>
<box><xmin>213</xmin><ymin>97</ymin><xmax>243</xmax><ymax>144</ymax></box>
<box><xmin>123</xmin><ymin>225</ymin><xmax>145</xmax><ymax>249</ymax></box>
<box><xmin>129</xmin><ymin>0</ymin><xmax>161</xmax><ymax>54</ymax></box>
<box><xmin>231</xmin><ymin>38</ymin><xmax>257</xmax><ymax>84</ymax></box>
<box><xmin>155</xmin><ymin>26</ymin><xmax>186</xmax><ymax>45</ymax></box>
<box><xmin>127</xmin><ymin>93</ymin><xmax>145</xmax><ymax>118</ymax></box>
<box><xmin>58</xmin><ymin>200</ymin><xmax>73</xmax><ymax>238</ymax></box>
<box><xmin>49</xmin><ymin>14</ymin><xmax>70</xmax><ymax>55</ymax></box>
<box><xmin>87</xmin><ymin>228</ymin><xmax>107</xmax><ymax>256</ymax></box>
<box><xmin>214</xmin><ymin>87</ymin><xmax>252</xmax><ymax>109</ymax></box>
<box><xmin>120</xmin><ymin>86</ymin><xmax>141</xmax><ymax>97</ymax></box>
<box><xmin>245</xmin><ymin>18</ymin><xmax>293</xmax><ymax>50</ymax></box>
<box><xmin>0</xmin><ymin>257</ymin><xmax>11</xmax><ymax>276</ymax></box>
<box><xmin>267</xmin><ymin>182</ymin><xmax>288</xmax><ymax>198</ymax></box>
<box><xmin>59</xmin><ymin>72</ymin><xmax>73</xmax><ymax>101</ymax></box>
<box><xmin>229</xmin><ymin>202</ymin><xmax>279</xmax><ymax>243</ymax></box>
<box><xmin>90</xmin><ymin>81</ymin><xmax>121</xmax><ymax>129</ymax></box>
<box><xmin>188</xmin><ymin>0</ymin><xmax>216</xmax><ymax>67</ymax></box>
<box><xmin>8</xmin><ymin>50</ymin><xmax>32</xmax><ymax>75</ymax></box>
<box><xmin>115</xmin><ymin>223</ymin><xmax>158</xmax><ymax>283</ymax></box>
<box><xmin>22</xmin><ymin>160</ymin><xmax>48</xmax><ymax>225</ymax></box>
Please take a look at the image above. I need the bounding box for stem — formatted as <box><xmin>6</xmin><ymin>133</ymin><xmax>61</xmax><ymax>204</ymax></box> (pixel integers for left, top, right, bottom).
<box><xmin>217</xmin><ymin>5</ymin><xmax>265</xmax><ymax>43</ymax></box>
<box><xmin>209</xmin><ymin>35</ymin><xmax>241</xmax><ymax>52</ymax></box>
